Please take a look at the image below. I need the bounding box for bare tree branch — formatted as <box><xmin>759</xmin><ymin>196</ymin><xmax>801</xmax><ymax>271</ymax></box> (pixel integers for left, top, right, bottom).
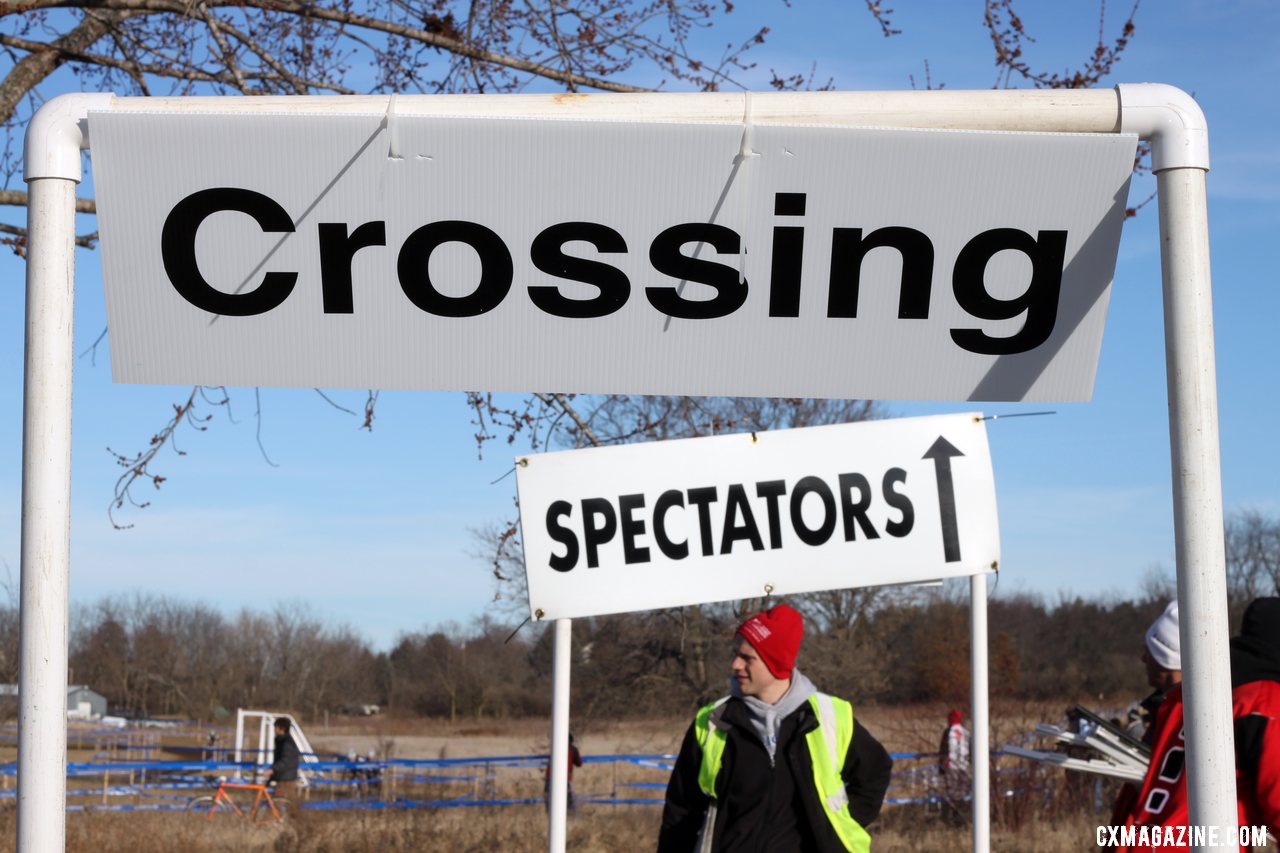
<box><xmin>0</xmin><ymin>31</ymin><xmax>355</xmax><ymax>94</ymax></box>
<box><xmin>536</xmin><ymin>392</ymin><xmax>602</xmax><ymax>448</ymax></box>
<box><xmin>15</xmin><ymin>0</ymin><xmax>654</xmax><ymax>93</ymax></box>
<box><xmin>985</xmin><ymin>0</ymin><xmax>1140</xmax><ymax>89</ymax></box>
<box><xmin>194</xmin><ymin>1</ymin><xmax>248</xmax><ymax>92</ymax></box>
<box><xmin>0</xmin><ymin>8</ymin><xmax>132</xmax><ymax>125</ymax></box>
<box><xmin>314</xmin><ymin>389</ymin><xmax>358</xmax><ymax>417</ymax></box>
<box><xmin>863</xmin><ymin>0</ymin><xmax>901</xmax><ymax>38</ymax></box>
<box><xmin>108</xmin><ymin>386</ymin><xmax>204</xmax><ymax>529</ymax></box>
<box><xmin>0</xmin><ymin>221</ymin><xmax>97</xmax><ymax>252</ymax></box>
<box><xmin>0</xmin><ymin>188</ymin><xmax>95</xmax><ymax>213</ymax></box>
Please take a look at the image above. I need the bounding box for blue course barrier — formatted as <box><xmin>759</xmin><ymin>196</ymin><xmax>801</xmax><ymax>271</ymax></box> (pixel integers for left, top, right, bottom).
<box><xmin>38</xmin><ymin>740</ymin><xmax>1023</xmax><ymax>815</ymax></box>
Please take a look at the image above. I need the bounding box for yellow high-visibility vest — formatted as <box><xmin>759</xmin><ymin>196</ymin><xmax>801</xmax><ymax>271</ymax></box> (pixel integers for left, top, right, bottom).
<box><xmin>694</xmin><ymin>693</ymin><xmax>872</xmax><ymax>853</ymax></box>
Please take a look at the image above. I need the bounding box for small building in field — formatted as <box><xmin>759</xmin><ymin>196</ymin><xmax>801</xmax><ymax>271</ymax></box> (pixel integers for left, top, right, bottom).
<box><xmin>0</xmin><ymin>684</ymin><xmax>108</xmax><ymax>720</ymax></box>
<box><xmin>67</xmin><ymin>686</ymin><xmax>108</xmax><ymax>720</ymax></box>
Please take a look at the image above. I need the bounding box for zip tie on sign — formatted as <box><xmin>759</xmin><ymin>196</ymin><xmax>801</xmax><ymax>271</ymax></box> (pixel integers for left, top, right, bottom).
<box><xmin>736</xmin><ymin>91</ymin><xmax>760</xmax><ymax>285</ymax></box>
<box><xmin>385</xmin><ymin>93</ymin><xmax>402</xmax><ymax>161</ymax></box>
<box><xmin>736</xmin><ymin>91</ymin><xmax>759</xmax><ymax>165</ymax></box>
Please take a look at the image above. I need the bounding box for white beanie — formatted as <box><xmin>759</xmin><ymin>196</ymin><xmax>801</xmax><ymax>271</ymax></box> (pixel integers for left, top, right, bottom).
<box><xmin>1145</xmin><ymin>601</ymin><xmax>1181</xmax><ymax>671</ymax></box>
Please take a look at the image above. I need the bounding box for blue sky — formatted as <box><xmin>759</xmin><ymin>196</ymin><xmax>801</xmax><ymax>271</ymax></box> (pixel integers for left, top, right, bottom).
<box><xmin>1</xmin><ymin>0</ymin><xmax>1276</xmax><ymax>649</ymax></box>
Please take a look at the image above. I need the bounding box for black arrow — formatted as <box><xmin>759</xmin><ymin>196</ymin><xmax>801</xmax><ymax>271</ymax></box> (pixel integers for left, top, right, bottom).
<box><xmin>923</xmin><ymin>436</ymin><xmax>965</xmax><ymax>563</ymax></box>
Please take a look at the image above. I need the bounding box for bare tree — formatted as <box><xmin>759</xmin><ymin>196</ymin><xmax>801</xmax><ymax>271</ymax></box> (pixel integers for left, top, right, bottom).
<box><xmin>1132</xmin><ymin>509</ymin><xmax>1280</xmax><ymax>626</ymax></box>
<box><xmin>66</xmin><ymin>594</ymin><xmax>381</xmax><ymax>718</ymax></box>
<box><xmin>0</xmin><ymin>569</ymin><xmax>21</xmax><ymax>689</ymax></box>
<box><xmin>1224</xmin><ymin>509</ymin><xmax>1280</xmax><ymax>619</ymax></box>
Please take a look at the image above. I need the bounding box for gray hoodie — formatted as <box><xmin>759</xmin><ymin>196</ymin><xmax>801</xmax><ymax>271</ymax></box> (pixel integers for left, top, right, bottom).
<box><xmin>729</xmin><ymin>667</ymin><xmax>817</xmax><ymax>763</ymax></box>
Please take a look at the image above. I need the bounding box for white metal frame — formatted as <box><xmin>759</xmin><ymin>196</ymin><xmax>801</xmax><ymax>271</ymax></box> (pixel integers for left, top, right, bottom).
<box><xmin>232</xmin><ymin>709</ymin><xmax>316</xmax><ymax>785</ymax></box>
<box><xmin>20</xmin><ymin>86</ymin><xmax>1226</xmax><ymax>853</ymax></box>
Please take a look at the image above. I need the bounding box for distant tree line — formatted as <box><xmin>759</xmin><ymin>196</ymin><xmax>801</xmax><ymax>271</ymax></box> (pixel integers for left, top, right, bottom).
<box><xmin>0</xmin><ymin>509</ymin><xmax>1270</xmax><ymax>724</ymax></box>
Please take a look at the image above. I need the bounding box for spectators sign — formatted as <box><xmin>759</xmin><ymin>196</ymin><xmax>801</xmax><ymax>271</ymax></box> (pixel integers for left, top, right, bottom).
<box><xmin>514</xmin><ymin>413</ymin><xmax>999</xmax><ymax>620</ymax></box>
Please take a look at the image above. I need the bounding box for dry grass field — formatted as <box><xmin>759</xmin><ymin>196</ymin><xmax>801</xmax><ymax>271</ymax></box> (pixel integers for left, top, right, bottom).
<box><xmin>0</xmin><ymin>701</ymin><xmax>1270</xmax><ymax>851</ymax></box>
<box><xmin>300</xmin><ymin>699</ymin><xmax>1069</xmax><ymax>764</ymax></box>
<box><xmin>0</xmin><ymin>806</ymin><xmax>1106</xmax><ymax>853</ymax></box>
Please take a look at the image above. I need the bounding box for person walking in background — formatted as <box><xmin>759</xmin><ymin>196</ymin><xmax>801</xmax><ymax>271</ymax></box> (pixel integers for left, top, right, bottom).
<box><xmin>363</xmin><ymin>749</ymin><xmax>382</xmax><ymax>796</ymax></box>
<box><xmin>659</xmin><ymin>603</ymin><xmax>892</xmax><ymax>852</ymax></box>
<box><xmin>938</xmin><ymin>708</ymin><xmax>971</xmax><ymax>817</ymax></box>
<box><xmin>1117</xmin><ymin>597</ymin><xmax>1280</xmax><ymax>851</ymax></box>
<box><xmin>544</xmin><ymin>731</ymin><xmax>584</xmax><ymax>812</ymax></box>
<box><xmin>262</xmin><ymin>717</ymin><xmax>301</xmax><ymax>804</ymax></box>
<box><xmin>203</xmin><ymin>730</ymin><xmax>219</xmax><ymax>762</ymax></box>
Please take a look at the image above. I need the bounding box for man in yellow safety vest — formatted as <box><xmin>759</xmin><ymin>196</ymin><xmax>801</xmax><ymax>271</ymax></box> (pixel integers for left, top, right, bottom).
<box><xmin>658</xmin><ymin>604</ymin><xmax>893</xmax><ymax>852</ymax></box>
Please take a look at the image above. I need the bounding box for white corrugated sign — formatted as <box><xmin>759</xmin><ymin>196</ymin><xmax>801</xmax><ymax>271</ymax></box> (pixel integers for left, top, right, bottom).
<box><xmin>515</xmin><ymin>413</ymin><xmax>999</xmax><ymax>620</ymax></box>
<box><xmin>89</xmin><ymin>111</ymin><xmax>1135</xmax><ymax>401</ymax></box>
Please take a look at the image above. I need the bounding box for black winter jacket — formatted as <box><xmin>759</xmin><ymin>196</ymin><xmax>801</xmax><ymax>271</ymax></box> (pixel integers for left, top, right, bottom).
<box><xmin>658</xmin><ymin>696</ymin><xmax>892</xmax><ymax>853</ymax></box>
<box><xmin>271</xmin><ymin>733</ymin><xmax>300</xmax><ymax>783</ymax></box>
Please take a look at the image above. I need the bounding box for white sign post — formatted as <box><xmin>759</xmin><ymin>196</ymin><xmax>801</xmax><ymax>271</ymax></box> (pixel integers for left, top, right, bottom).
<box><xmin>515</xmin><ymin>414</ymin><xmax>999</xmax><ymax>619</ymax></box>
<box><xmin>21</xmin><ymin>87</ymin><xmax>1229</xmax><ymax>853</ymax></box>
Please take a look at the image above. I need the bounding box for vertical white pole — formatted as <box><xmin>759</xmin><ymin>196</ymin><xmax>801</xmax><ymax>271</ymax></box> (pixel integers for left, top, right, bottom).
<box><xmin>235</xmin><ymin>710</ymin><xmax>245</xmax><ymax>766</ymax></box>
<box><xmin>18</xmin><ymin>176</ymin><xmax>79</xmax><ymax>853</ymax></box>
<box><xmin>970</xmin><ymin>573</ymin><xmax>990</xmax><ymax>853</ymax></box>
<box><xmin>548</xmin><ymin>618</ymin><xmax>571</xmax><ymax>853</ymax></box>
<box><xmin>261</xmin><ymin>716</ymin><xmax>272</xmax><ymax>775</ymax></box>
<box><xmin>1157</xmin><ymin>167</ymin><xmax>1238</xmax><ymax>842</ymax></box>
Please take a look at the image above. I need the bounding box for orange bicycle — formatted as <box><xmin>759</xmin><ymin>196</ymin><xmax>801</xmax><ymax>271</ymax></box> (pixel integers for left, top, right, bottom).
<box><xmin>187</xmin><ymin>778</ymin><xmax>294</xmax><ymax>822</ymax></box>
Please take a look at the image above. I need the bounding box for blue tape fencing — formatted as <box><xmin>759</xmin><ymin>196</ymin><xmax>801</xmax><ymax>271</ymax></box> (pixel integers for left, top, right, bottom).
<box><xmin>4</xmin><ymin>720</ymin><xmax>1043</xmax><ymax>814</ymax></box>
<box><xmin>3</xmin><ymin>743</ymin><xmax>1036</xmax><ymax>814</ymax></box>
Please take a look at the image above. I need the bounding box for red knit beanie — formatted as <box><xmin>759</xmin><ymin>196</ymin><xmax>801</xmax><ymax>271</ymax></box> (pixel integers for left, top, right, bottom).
<box><xmin>737</xmin><ymin>604</ymin><xmax>804</xmax><ymax>679</ymax></box>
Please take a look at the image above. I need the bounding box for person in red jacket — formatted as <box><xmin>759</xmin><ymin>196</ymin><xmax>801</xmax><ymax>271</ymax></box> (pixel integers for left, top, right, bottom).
<box><xmin>938</xmin><ymin>708</ymin><xmax>971</xmax><ymax>819</ymax></box>
<box><xmin>544</xmin><ymin>732</ymin><xmax>584</xmax><ymax>812</ymax></box>
<box><xmin>1110</xmin><ymin>601</ymin><xmax>1182</xmax><ymax>825</ymax></box>
<box><xmin>1118</xmin><ymin>597</ymin><xmax>1280</xmax><ymax>851</ymax></box>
